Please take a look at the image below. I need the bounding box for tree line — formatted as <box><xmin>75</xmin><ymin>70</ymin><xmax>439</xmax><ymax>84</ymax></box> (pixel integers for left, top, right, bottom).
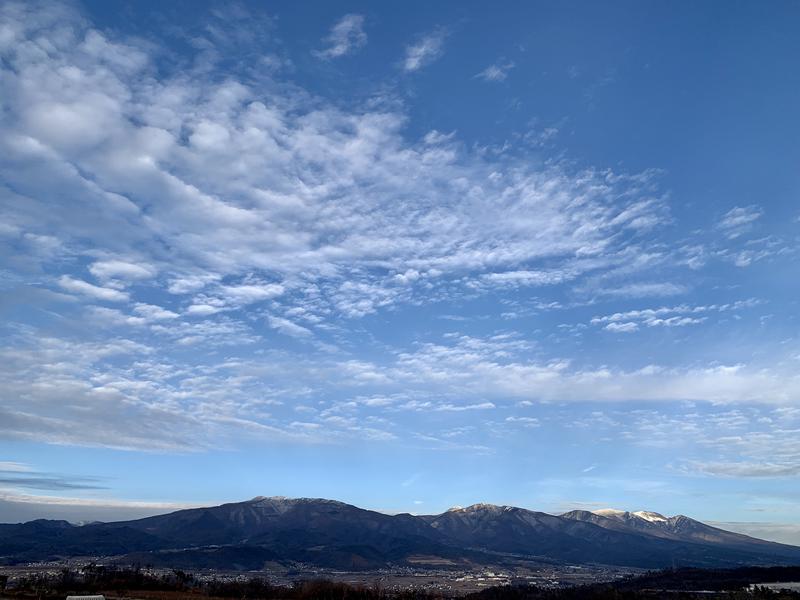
<box><xmin>2</xmin><ymin>564</ymin><xmax>800</xmax><ymax>600</ymax></box>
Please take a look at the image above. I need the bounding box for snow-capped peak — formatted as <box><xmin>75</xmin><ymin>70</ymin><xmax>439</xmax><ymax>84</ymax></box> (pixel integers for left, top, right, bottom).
<box><xmin>592</xmin><ymin>508</ymin><xmax>671</xmax><ymax>523</ymax></box>
<box><xmin>632</xmin><ymin>510</ymin><xmax>668</xmax><ymax>523</ymax></box>
<box><xmin>593</xmin><ymin>508</ymin><xmax>627</xmax><ymax>517</ymax></box>
<box><xmin>463</xmin><ymin>503</ymin><xmax>504</xmax><ymax>511</ymax></box>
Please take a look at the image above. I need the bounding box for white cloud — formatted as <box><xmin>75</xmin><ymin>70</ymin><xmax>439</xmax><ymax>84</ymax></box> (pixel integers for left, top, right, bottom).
<box><xmin>89</xmin><ymin>259</ymin><xmax>156</xmax><ymax>281</ymax></box>
<box><xmin>710</xmin><ymin>521</ymin><xmax>800</xmax><ymax>546</ymax></box>
<box><xmin>717</xmin><ymin>205</ymin><xmax>763</xmax><ymax>239</ymax></box>
<box><xmin>393</xmin><ymin>269</ymin><xmax>420</xmax><ymax>285</ymax></box>
<box><xmin>505</xmin><ymin>416</ymin><xmax>540</xmax><ymax>427</ymax></box>
<box><xmin>422</xmin><ymin>130</ymin><xmax>455</xmax><ymax>145</ymax></box>
<box><xmin>480</xmin><ymin>268</ymin><xmax>578</xmax><ymax>288</ymax></box>
<box><xmin>182</xmin><ymin>282</ymin><xmax>285</xmax><ymax>317</ymax></box>
<box><xmin>315</xmin><ymin>14</ymin><xmax>367</xmax><ymax>59</ymax></box>
<box><xmin>614</xmin><ymin>407</ymin><xmax>800</xmax><ymax>491</ymax></box>
<box><xmin>0</xmin><ymin>328</ymin><xmax>323</xmax><ymax>450</ymax></box>
<box><xmin>268</xmin><ymin>315</ymin><xmax>312</xmax><ymax>338</ymax></box>
<box><xmin>403</xmin><ymin>30</ymin><xmax>446</xmax><ymax>72</ymax></box>
<box><xmin>476</xmin><ymin>60</ymin><xmax>514</xmax><ymax>82</ymax></box>
<box><xmin>133</xmin><ymin>303</ymin><xmax>179</xmax><ymax>321</ymax></box>
<box><xmin>58</xmin><ymin>275</ymin><xmax>129</xmax><ymax>302</ymax></box>
<box><xmin>375</xmin><ymin>334</ymin><xmax>800</xmax><ymax>405</ymax></box>
<box><xmin>0</xmin><ymin>462</ymin><xmax>32</xmax><ymax>472</ymax></box>
<box><xmin>591</xmin><ymin>300</ymin><xmax>759</xmax><ymax>331</ymax></box>
<box><xmin>219</xmin><ymin>282</ymin><xmax>285</xmax><ymax>304</ymax></box>
<box><xmin>435</xmin><ymin>402</ymin><xmax>495</xmax><ymax>412</ymax></box>
<box><xmin>0</xmin><ymin>489</ymin><xmax>201</xmax><ymax>511</ymax></box>
<box><xmin>186</xmin><ymin>303</ymin><xmax>223</xmax><ymax>316</ymax></box>
<box><xmin>88</xmin><ymin>306</ymin><xmax>147</xmax><ymax>327</ymax></box>
<box><xmin>685</xmin><ymin>461</ymin><xmax>800</xmax><ymax>478</ymax></box>
<box><xmin>167</xmin><ymin>274</ymin><xmax>221</xmax><ymax>295</ymax></box>
<box><xmin>594</xmin><ymin>282</ymin><xmax>688</xmax><ymax>299</ymax></box>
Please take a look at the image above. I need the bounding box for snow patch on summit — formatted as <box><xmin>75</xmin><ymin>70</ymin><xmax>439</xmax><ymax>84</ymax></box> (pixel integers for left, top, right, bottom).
<box><xmin>632</xmin><ymin>510</ymin><xmax>668</xmax><ymax>522</ymax></box>
<box><xmin>594</xmin><ymin>508</ymin><xmax>627</xmax><ymax>517</ymax></box>
<box><xmin>593</xmin><ymin>508</ymin><xmax>671</xmax><ymax>523</ymax></box>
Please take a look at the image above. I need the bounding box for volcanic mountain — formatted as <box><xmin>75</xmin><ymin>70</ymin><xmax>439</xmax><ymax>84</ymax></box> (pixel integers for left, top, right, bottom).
<box><xmin>1</xmin><ymin>497</ymin><xmax>798</xmax><ymax>571</ymax></box>
<box><xmin>561</xmin><ymin>508</ymin><xmax>791</xmax><ymax>554</ymax></box>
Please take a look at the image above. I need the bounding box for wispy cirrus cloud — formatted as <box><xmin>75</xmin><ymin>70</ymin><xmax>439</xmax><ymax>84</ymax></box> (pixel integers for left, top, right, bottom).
<box><xmin>58</xmin><ymin>276</ymin><xmax>129</xmax><ymax>302</ymax></box>
<box><xmin>717</xmin><ymin>205</ymin><xmax>763</xmax><ymax>239</ymax></box>
<box><xmin>315</xmin><ymin>14</ymin><xmax>367</xmax><ymax>59</ymax></box>
<box><xmin>0</xmin><ymin>490</ymin><xmax>197</xmax><ymax>509</ymax></box>
<box><xmin>0</xmin><ymin>462</ymin><xmax>107</xmax><ymax>491</ymax></box>
<box><xmin>590</xmin><ymin>299</ymin><xmax>761</xmax><ymax>332</ymax></box>
<box><xmin>476</xmin><ymin>60</ymin><xmax>514</xmax><ymax>82</ymax></box>
<box><xmin>403</xmin><ymin>30</ymin><xmax>447</xmax><ymax>72</ymax></box>
<box><xmin>710</xmin><ymin>521</ymin><xmax>800</xmax><ymax>546</ymax></box>
<box><xmin>0</xmin><ymin>462</ymin><xmax>32</xmax><ymax>473</ymax></box>
<box><xmin>591</xmin><ymin>281</ymin><xmax>688</xmax><ymax>299</ymax></box>
<box><xmin>684</xmin><ymin>461</ymin><xmax>800</xmax><ymax>478</ymax></box>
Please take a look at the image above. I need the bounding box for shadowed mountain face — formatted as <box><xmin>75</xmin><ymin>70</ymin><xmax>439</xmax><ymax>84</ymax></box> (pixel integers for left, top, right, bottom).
<box><xmin>1</xmin><ymin>497</ymin><xmax>799</xmax><ymax>571</ymax></box>
<box><xmin>121</xmin><ymin>496</ymin><xmax>438</xmax><ymax>546</ymax></box>
<box><xmin>108</xmin><ymin>496</ymin><xmax>452</xmax><ymax>569</ymax></box>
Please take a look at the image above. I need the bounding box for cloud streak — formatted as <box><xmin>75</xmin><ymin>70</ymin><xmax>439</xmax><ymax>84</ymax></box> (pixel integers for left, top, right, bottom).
<box><xmin>403</xmin><ymin>30</ymin><xmax>446</xmax><ymax>71</ymax></box>
<box><xmin>717</xmin><ymin>205</ymin><xmax>763</xmax><ymax>239</ymax></box>
<box><xmin>315</xmin><ymin>14</ymin><xmax>367</xmax><ymax>59</ymax></box>
<box><xmin>476</xmin><ymin>60</ymin><xmax>514</xmax><ymax>82</ymax></box>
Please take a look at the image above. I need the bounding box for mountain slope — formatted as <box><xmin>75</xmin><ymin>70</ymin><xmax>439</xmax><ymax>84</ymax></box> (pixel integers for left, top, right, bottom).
<box><xmin>426</xmin><ymin>504</ymin><xmax>800</xmax><ymax>569</ymax></box>
<box><xmin>0</xmin><ymin>519</ymin><xmax>166</xmax><ymax>563</ymax></box>
<box><xmin>2</xmin><ymin>498</ymin><xmax>799</xmax><ymax>570</ymax></box>
<box><xmin>426</xmin><ymin>504</ymin><xmax>656</xmax><ymax>566</ymax></box>
<box><xmin>561</xmin><ymin>509</ymin><xmax>800</xmax><ymax>559</ymax></box>
<box><xmin>97</xmin><ymin>496</ymin><xmax>463</xmax><ymax>569</ymax></box>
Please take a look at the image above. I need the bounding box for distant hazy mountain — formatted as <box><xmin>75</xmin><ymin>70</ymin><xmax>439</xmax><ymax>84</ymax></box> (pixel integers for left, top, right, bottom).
<box><xmin>1</xmin><ymin>497</ymin><xmax>799</xmax><ymax>571</ymax></box>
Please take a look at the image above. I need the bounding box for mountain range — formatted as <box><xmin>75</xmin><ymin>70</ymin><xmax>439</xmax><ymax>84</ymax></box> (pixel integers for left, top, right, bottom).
<box><xmin>1</xmin><ymin>496</ymin><xmax>798</xmax><ymax>571</ymax></box>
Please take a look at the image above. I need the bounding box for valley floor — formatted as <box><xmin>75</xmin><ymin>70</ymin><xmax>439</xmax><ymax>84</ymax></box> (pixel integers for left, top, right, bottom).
<box><xmin>0</xmin><ymin>562</ymin><xmax>637</xmax><ymax>595</ymax></box>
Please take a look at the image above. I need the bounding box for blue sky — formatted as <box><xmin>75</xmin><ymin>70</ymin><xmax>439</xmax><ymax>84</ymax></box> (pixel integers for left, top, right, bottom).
<box><xmin>0</xmin><ymin>0</ymin><xmax>799</xmax><ymax>543</ymax></box>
